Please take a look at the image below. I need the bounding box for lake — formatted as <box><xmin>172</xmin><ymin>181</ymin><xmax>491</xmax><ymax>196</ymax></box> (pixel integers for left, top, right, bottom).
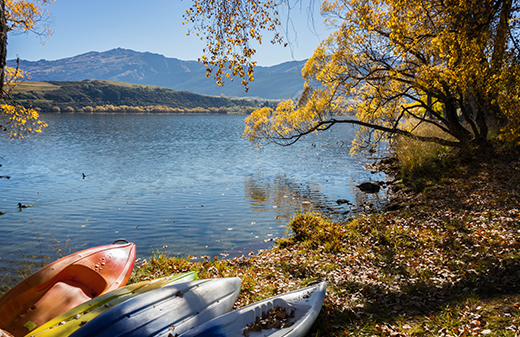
<box><xmin>0</xmin><ymin>113</ymin><xmax>386</xmax><ymax>282</ymax></box>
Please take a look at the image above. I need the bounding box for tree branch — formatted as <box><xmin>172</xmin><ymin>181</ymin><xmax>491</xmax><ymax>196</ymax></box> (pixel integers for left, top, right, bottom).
<box><xmin>269</xmin><ymin>118</ymin><xmax>460</xmax><ymax>147</ymax></box>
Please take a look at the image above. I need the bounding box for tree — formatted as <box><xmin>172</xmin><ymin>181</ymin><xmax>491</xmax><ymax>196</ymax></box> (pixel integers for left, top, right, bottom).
<box><xmin>188</xmin><ymin>0</ymin><xmax>520</xmax><ymax>150</ymax></box>
<box><xmin>0</xmin><ymin>0</ymin><xmax>52</xmax><ymax>138</ymax></box>
<box><xmin>184</xmin><ymin>0</ymin><xmax>284</xmax><ymax>91</ymax></box>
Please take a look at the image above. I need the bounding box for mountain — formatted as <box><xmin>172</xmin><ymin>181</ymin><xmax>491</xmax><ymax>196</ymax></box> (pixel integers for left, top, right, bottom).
<box><xmin>7</xmin><ymin>48</ymin><xmax>307</xmax><ymax>99</ymax></box>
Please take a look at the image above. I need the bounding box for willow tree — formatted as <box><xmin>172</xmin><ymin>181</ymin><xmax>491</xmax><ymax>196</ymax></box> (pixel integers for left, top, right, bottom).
<box><xmin>184</xmin><ymin>0</ymin><xmax>283</xmax><ymax>91</ymax></box>
<box><xmin>187</xmin><ymin>0</ymin><xmax>520</xmax><ymax>149</ymax></box>
<box><xmin>0</xmin><ymin>0</ymin><xmax>51</xmax><ymax>138</ymax></box>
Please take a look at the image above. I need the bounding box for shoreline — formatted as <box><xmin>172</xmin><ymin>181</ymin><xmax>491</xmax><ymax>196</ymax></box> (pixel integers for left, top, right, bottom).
<box><xmin>192</xmin><ymin>161</ymin><xmax>399</xmax><ymax>262</ymax></box>
<box><xmin>131</xmin><ymin>147</ymin><xmax>520</xmax><ymax>336</ymax></box>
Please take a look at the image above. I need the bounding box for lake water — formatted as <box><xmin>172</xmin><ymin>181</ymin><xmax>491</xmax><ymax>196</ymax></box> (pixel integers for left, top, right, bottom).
<box><xmin>0</xmin><ymin>114</ymin><xmax>386</xmax><ymax>281</ymax></box>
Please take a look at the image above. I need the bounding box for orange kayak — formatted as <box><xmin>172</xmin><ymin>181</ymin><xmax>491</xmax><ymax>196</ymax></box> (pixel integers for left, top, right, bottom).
<box><xmin>0</xmin><ymin>241</ymin><xmax>136</xmax><ymax>337</ymax></box>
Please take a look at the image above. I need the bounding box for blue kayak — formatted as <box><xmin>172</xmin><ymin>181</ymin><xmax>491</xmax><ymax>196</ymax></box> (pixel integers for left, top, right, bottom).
<box><xmin>26</xmin><ymin>272</ymin><xmax>198</xmax><ymax>337</ymax></box>
<box><xmin>69</xmin><ymin>278</ymin><xmax>241</xmax><ymax>337</ymax></box>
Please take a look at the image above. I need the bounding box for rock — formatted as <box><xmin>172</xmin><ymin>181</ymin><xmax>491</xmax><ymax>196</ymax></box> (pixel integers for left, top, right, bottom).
<box><xmin>356</xmin><ymin>182</ymin><xmax>381</xmax><ymax>193</ymax></box>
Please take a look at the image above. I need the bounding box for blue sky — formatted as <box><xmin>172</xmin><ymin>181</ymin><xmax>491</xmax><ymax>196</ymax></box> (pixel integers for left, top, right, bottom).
<box><xmin>7</xmin><ymin>0</ymin><xmax>330</xmax><ymax>66</ymax></box>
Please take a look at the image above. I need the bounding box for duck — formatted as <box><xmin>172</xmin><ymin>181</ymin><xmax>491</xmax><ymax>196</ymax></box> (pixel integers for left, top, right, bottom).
<box><xmin>17</xmin><ymin>203</ymin><xmax>31</xmax><ymax>208</ymax></box>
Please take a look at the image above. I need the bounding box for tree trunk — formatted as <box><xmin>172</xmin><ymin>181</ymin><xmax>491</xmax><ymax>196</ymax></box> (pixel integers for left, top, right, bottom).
<box><xmin>0</xmin><ymin>0</ymin><xmax>6</xmax><ymax>98</ymax></box>
<box><xmin>475</xmin><ymin>103</ymin><xmax>489</xmax><ymax>144</ymax></box>
<box><xmin>491</xmin><ymin>0</ymin><xmax>512</xmax><ymax>75</ymax></box>
<box><xmin>445</xmin><ymin>97</ymin><xmax>471</xmax><ymax>143</ymax></box>
<box><xmin>487</xmin><ymin>0</ymin><xmax>512</xmax><ymax>125</ymax></box>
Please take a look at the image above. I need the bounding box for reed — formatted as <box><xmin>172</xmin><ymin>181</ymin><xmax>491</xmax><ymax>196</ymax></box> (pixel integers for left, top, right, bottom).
<box><xmin>392</xmin><ymin>121</ymin><xmax>456</xmax><ymax>191</ymax></box>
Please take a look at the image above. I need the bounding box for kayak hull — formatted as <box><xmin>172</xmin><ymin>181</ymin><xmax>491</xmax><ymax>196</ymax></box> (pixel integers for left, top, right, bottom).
<box><xmin>69</xmin><ymin>277</ymin><xmax>241</xmax><ymax>337</ymax></box>
<box><xmin>0</xmin><ymin>242</ymin><xmax>136</xmax><ymax>337</ymax></box>
<box><xmin>26</xmin><ymin>271</ymin><xmax>197</xmax><ymax>337</ymax></box>
<box><xmin>177</xmin><ymin>282</ymin><xmax>327</xmax><ymax>337</ymax></box>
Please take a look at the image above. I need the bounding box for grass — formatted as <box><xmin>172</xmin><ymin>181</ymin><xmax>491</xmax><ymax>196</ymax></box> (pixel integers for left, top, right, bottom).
<box><xmin>392</xmin><ymin>122</ymin><xmax>457</xmax><ymax>191</ymax></box>
<box><xmin>12</xmin><ymin>80</ymin><xmax>161</xmax><ymax>94</ymax></box>
<box><xmin>12</xmin><ymin>81</ymin><xmax>60</xmax><ymax>93</ymax></box>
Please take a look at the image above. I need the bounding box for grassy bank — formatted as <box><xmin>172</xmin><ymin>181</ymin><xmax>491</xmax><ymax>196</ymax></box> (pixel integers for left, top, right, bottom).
<box><xmin>129</xmin><ymin>145</ymin><xmax>520</xmax><ymax>336</ymax></box>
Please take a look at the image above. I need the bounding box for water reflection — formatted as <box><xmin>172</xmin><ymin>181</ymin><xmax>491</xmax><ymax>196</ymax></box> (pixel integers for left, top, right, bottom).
<box><xmin>244</xmin><ymin>170</ymin><xmax>389</xmax><ymax>225</ymax></box>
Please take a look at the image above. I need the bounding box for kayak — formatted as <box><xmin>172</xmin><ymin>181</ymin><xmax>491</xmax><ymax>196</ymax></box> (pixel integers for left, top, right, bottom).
<box><xmin>0</xmin><ymin>241</ymin><xmax>136</xmax><ymax>337</ymax></box>
<box><xmin>68</xmin><ymin>277</ymin><xmax>241</xmax><ymax>337</ymax></box>
<box><xmin>175</xmin><ymin>282</ymin><xmax>327</xmax><ymax>337</ymax></box>
<box><xmin>26</xmin><ymin>271</ymin><xmax>197</xmax><ymax>337</ymax></box>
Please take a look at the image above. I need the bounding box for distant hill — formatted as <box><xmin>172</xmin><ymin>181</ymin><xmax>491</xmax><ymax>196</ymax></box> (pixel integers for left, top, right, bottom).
<box><xmin>7</xmin><ymin>48</ymin><xmax>307</xmax><ymax>99</ymax></box>
<box><xmin>11</xmin><ymin>80</ymin><xmax>262</xmax><ymax>114</ymax></box>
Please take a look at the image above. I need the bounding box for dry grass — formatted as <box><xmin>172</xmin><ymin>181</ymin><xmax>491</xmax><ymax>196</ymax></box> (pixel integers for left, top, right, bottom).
<box><xmin>12</xmin><ymin>81</ymin><xmax>60</xmax><ymax>93</ymax></box>
<box><xmin>392</xmin><ymin>121</ymin><xmax>457</xmax><ymax>191</ymax></box>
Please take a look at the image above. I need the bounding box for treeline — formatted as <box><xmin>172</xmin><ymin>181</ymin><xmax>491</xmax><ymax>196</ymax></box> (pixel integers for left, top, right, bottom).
<box><xmin>44</xmin><ymin>104</ymin><xmax>246</xmax><ymax>114</ymax></box>
<box><xmin>12</xmin><ymin>80</ymin><xmax>260</xmax><ymax>114</ymax></box>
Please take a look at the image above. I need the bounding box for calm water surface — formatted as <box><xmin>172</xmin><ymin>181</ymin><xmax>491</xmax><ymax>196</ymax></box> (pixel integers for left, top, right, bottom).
<box><xmin>0</xmin><ymin>114</ymin><xmax>386</xmax><ymax>280</ymax></box>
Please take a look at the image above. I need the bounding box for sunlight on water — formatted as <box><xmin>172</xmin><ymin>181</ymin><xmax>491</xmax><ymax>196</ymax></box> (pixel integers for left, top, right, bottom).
<box><xmin>0</xmin><ymin>114</ymin><xmax>387</xmax><ymax>282</ymax></box>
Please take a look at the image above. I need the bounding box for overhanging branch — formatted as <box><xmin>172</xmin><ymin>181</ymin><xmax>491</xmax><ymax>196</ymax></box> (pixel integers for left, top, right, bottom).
<box><xmin>268</xmin><ymin>118</ymin><xmax>460</xmax><ymax>147</ymax></box>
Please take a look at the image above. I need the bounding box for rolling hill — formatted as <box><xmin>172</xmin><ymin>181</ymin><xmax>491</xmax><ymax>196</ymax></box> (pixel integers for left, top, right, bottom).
<box><xmin>11</xmin><ymin>80</ymin><xmax>262</xmax><ymax>114</ymax></box>
<box><xmin>7</xmin><ymin>48</ymin><xmax>307</xmax><ymax>99</ymax></box>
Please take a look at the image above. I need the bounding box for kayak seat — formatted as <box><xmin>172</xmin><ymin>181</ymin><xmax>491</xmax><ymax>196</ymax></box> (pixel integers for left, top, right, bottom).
<box><xmin>34</xmin><ymin>264</ymin><xmax>107</xmax><ymax>296</ymax></box>
<box><xmin>2</xmin><ymin>265</ymin><xmax>107</xmax><ymax>337</ymax></box>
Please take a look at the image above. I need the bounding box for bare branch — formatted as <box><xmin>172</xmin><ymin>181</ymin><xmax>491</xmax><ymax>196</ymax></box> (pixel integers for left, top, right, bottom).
<box><xmin>268</xmin><ymin>118</ymin><xmax>460</xmax><ymax>147</ymax></box>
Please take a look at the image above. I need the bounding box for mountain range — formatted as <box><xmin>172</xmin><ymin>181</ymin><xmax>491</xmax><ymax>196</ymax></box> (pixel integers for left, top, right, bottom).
<box><xmin>7</xmin><ymin>48</ymin><xmax>307</xmax><ymax>99</ymax></box>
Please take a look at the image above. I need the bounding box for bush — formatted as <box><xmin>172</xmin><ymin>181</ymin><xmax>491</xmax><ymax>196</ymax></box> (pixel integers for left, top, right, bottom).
<box><xmin>51</xmin><ymin>106</ymin><xmax>61</xmax><ymax>113</ymax></box>
<box><xmin>282</xmin><ymin>213</ymin><xmax>345</xmax><ymax>252</ymax></box>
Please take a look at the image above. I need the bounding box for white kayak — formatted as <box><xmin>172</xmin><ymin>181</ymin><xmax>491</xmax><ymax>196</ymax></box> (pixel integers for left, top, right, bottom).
<box><xmin>69</xmin><ymin>277</ymin><xmax>241</xmax><ymax>337</ymax></box>
<box><xmin>175</xmin><ymin>282</ymin><xmax>327</xmax><ymax>337</ymax></box>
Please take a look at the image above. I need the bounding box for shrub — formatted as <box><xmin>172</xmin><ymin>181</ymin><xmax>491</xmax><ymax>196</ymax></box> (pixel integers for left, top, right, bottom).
<box><xmin>284</xmin><ymin>212</ymin><xmax>345</xmax><ymax>252</ymax></box>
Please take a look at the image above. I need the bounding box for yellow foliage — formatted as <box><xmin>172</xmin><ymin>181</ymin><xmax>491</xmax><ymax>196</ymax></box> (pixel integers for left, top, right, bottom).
<box><xmin>1</xmin><ymin>65</ymin><xmax>48</xmax><ymax>137</ymax></box>
<box><xmin>0</xmin><ymin>103</ymin><xmax>46</xmax><ymax>138</ymax></box>
<box><xmin>5</xmin><ymin>0</ymin><xmax>54</xmax><ymax>35</ymax></box>
<box><xmin>185</xmin><ymin>0</ymin><xmax>282</xmax><ymax>90</ymax></box>
<box><xmin>498</xmin><ymin>84</ymin><xmax>520</xmax><ymax>146</ymax></box>
<box><xmin>0</xmin><ymin>0</ymin><xmax>54</xmax><ymax>138</ymax></box>
<box><xmin>243</xmin><ymin>0</ymin><xmax>520</xmax><ymax>150</ymax></box>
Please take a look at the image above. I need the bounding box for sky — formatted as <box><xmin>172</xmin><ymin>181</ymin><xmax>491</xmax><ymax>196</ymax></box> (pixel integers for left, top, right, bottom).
<box><xmin>7</xmin><ymin>0</ymin><xmax>332</xmax><ymax>66</ymax></box>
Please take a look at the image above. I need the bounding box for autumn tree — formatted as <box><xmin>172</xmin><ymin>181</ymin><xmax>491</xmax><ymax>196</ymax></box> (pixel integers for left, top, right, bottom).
<box><xmin>184</xmin><ymin>0</ymin><xmax>284</xmax><ymax>90</ymax></box>
<box><xmin>187</xmin><ymin>0</ymin><xmax>520</xmax><ymax>149</ymax></box>
<box><xmin>0</xmin><ymin>0</ymin><xmax>52</xmax><ymax>138</ymax></box>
